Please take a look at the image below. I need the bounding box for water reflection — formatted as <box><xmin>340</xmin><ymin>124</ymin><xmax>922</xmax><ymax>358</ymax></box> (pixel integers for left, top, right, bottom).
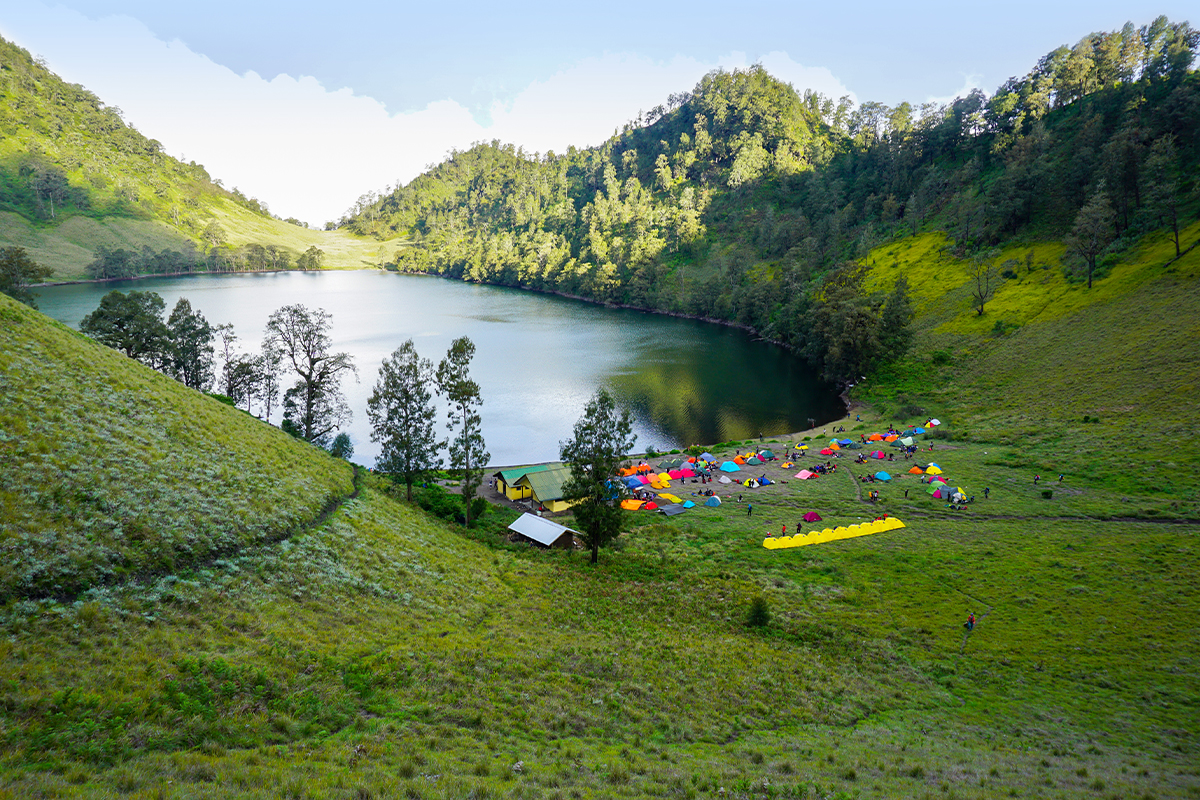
<box><xmin>34</xmin><ymin>272</ymin><xmax>844</xmax><ymax>465</ymax></box>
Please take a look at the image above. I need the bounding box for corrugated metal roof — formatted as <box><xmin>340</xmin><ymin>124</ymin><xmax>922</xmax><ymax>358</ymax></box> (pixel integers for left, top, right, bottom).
<box><xmin>494</xmin><ymin>464</ymin><xmax>550</xmax><ymax>484</ymax></box>
<box><xmin>515</xmin><ymin>465</ymin><xmax>571</xmax><ymax>502</ymax></box>
<box><xmin>508</xmin><ymin>513</ymin><xmax>577</xmax><ymax>546</ymax></box>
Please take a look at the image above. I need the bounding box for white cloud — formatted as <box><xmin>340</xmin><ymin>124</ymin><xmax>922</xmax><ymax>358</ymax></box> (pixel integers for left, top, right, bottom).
<box><xmin>925</xmin><ymin>73</ymin><xmax>986</xmax><ymax>107</ymax></box>
<box><xmin>1</xmin><ymin>4</ymin><xmax>854</xmax><ymax>225</ymax></box>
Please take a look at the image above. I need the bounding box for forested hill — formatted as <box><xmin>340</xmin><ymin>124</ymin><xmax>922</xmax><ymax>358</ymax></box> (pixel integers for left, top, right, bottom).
<box><xmin>0</xmin><ymin>36</ymin><xmax>386</xmax><ymax>278</ymax></box>
<box><xmin>344</xmin><ymin>17</ymin><xmax>1200</xmax><ymax>382</ymax></box>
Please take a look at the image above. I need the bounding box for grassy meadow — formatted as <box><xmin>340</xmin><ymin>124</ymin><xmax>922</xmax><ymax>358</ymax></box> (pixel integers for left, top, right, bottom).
<box><xmin>0</xmin><ymin>222</ymin><xmax>1198</xmax><ymax>798</ymax></box>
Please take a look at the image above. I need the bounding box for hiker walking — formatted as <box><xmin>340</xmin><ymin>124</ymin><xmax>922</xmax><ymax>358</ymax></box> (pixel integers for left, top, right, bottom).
<box><xmin>781</xmin><ymin>524</ymin><xmax>786</xmax><ymax>536</ymax></box>
<box><xmin>1058</xmin><ymin>474</ymin><xmax>1064</xmax><ymax>483</ymax></box>
<box><xmin>1034</xmin><ymin>474</ymin><xmax>1041</xmax><ymax>485</ymax></box>
<box><xmin>747</xmin><ymin>503</ymin><xmax>753</xmax><ymax>517</ymax></box>
<box><xmin>984</xmin><ymin>487</ymin><xmax>990</xmax><ymax>499</ymax></box>
<box><xmin>965</xmin><ymin>612</ymin><xmax>976</xmax><ymax>631</ymax></box>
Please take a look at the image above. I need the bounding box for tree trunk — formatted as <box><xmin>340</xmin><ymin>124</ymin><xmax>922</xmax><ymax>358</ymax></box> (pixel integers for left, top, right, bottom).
<box><xmin>591</xmin><ymin>541</ymin><xmax>599</xmax><ymax>565</ymax></box>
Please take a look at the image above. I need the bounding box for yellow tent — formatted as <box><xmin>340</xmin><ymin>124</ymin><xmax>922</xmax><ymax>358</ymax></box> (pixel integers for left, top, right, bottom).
<box><xmin>926</xmin><ymin>466</ymin><xmax>943</xmax><ymax>475</ymax></box>
<box><xmin>620</xmin><ymin>499</ymin><xmax>644</xmax><ymax>510</ymax></box>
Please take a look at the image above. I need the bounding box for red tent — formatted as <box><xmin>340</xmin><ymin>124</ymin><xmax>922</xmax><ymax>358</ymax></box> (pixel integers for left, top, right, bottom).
<box><xmin>820</xmin><ymin>448</ymin><xmax>834</xmax><ymax>455</ymax></box>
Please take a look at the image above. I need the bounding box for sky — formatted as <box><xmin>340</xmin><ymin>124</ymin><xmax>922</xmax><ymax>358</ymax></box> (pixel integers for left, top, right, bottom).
<box><xmin>1</xmin><ymin>2</ymin><xmax>1192</xmax><ymax>225</ymax></box>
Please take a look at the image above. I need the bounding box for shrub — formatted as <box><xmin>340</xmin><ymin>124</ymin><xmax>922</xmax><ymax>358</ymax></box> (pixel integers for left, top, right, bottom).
<box><xmin>1042</xmin><ymin>490</ymin><xmax>1054</xmax><ymax>499</ymax></box>
<box><xmin>931</xmin><ymin>350</ymin><xmax>952</xmax><ymax>365</ymax></box>
<box><xmin>746</xmin><ymin>596</ymin><xmax>770</xmax><ymax>628</ymax></box>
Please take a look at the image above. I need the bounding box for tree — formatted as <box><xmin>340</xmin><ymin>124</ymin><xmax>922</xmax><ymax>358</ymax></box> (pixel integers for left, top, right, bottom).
<box><xmin>297</xmin><ymin>246</ymin><xmax>325</xmax><ymax>271</ymax></box>
<box><xmin>0</xmin><ymin>246</ymin><xmax>52</xmax><ymax>308</ymax></box>
<box><xmin>1066</xmin><ymin>189</ymin><xmax>1115</xmax><ymax>288</ymax></box>
<box><xmin>253</xmin><ymin>343</ymin><xmax>284</xmax><ymax>423</ymax></box>
<box><xmin>968</xmin><ymin>250</ymin><xmax>999</xmax><ymax>315</ymax></box>
<box><xmin>201</xmin><ymin>221</ymin><xmax>227</xmax><ymax>253</ymax></box>
<box><xmin>367</xmin><ymin>340</ymin><xmax>443</xmax><ymax>501</ymax></box>
<box><xmin>560</xmin><ymin>388</ymin><xmax>637</xmax><ymax>565</ymax></box>
<box><xmin>436</xmin><ymin>336</ymin><xmax>489</xmax><ymax>527</ymax></box>
<box><xmin>265</xmin><ymin>304</ymin><xmax>357</xmax><ymax>446</ymax></box>
<box><xmin>1143</xmin><ymin>136</ymin><xmax>1184</xmax><ymax>257</ymax></box>
<box><xmin>79</xmin><ymin>290</ymin><xmax>170</xmax><ymax>368</ymax></box>
<box><xmin>329</xmin><ymin>432</ymin><xmax>354</xmax><ymax>460</ymax></box>
<box><xmin>165</xmin><ymin>298</ymin><xmax>215</xmax><ymax>390</ymax></box>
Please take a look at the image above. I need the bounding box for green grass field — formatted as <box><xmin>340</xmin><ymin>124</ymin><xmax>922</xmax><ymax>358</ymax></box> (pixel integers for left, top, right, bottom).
<box><xmin>0</xmin><ymin>228</ymin><xmax>1198</xmax><ymax>798</ymax></box>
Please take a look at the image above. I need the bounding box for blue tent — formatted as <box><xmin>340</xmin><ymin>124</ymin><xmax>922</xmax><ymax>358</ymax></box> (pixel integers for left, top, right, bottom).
<box><xmin>700</xmin><ymin>452</ymin><xmax>716</xmax><ymax>461</ymax></box>
<box><xmin>760</xmin><ymin>477</ymin><xmax>774</xmax><ymax>485</ymax></box>
<box><xmin>913</xmin><ymin>427</ymin><xmax>927</xmax><ymax>434</ymax></box>
<box><xmin>682</xmin><ymin>500</ymin><xmax>696</xmax><ymax>508</ymax></box>
<box><xmin>838</xmin><ymin>438</ymin><xmax>853</xmax><ymax>445</ymax></box>
<box><xmin>875</xmin><ymin>471</ymin><xmax>891</xmax><ymax>481</ymax></box>
<box><xmin>704</xmin><ymin>496</ymin><xmax>722</xmax><ymax>507</ymax></box>
<box><xmin>720</xmin><ymin>461</ymin><xmax>742</xmax><ymax>472</ymax></box>
<box><xmin>622</xmin><ymin>476</ymin><xmax>642</xmax><ymax>489</ymax></box>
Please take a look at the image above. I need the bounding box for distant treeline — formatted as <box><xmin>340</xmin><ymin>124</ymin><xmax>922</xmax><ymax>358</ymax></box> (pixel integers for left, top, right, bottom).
<box><xmin>85</xmin><ymin>238</ymin><xmax>326</xmax><ymax>280</ymax></box>
<box><xmin>341</xmin><ymin>16</ymin><xmax>1199</xmax><ymax>382</ymax></box>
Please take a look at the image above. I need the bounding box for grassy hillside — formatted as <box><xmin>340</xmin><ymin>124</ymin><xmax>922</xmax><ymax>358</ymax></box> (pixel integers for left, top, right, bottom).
<box><xmin>1</xmin><ymin>267</ymin><xmax>1198</xmax><ymax>798</ymax></box>
<box><xmin>0</xmin><ymin>36</ymin><xmax>386</xmax><ymax>279</ymax></box>
<box><xmin>0</xmin><ymin>292</ymin><xmax>354</xmax><ymax>599</ymax></box>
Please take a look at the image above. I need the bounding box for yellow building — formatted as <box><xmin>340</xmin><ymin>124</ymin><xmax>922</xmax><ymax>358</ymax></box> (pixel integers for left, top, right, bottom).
<box><xmin>514</xmin><ymin>465</ymin><xmax>576</xmax><ymax>513</ymax></box>
<box><xmin>493</xmin><ymin>465</ymin><xmax>550</xmax><ymax>501</ymax></box>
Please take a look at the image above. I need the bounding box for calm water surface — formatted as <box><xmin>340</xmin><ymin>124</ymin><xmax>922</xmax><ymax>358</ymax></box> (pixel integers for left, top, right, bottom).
<box><xmin>34</xmin><ymin>271</ymin><xmax>845</xmax><ymax>465</ymax></box>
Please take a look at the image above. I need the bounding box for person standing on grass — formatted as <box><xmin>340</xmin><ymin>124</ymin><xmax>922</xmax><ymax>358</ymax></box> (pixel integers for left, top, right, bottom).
<box><xmin>1034</xmin><ymin>474</ymin><xmax>1041</xmax><ymax>485</ymax></box>
<box><xmin>965</xmin><ymin>612</ymin><xmax>976</xmax><ymax>631</ymax></box>
<box><xmin>1058</xmin><ymin>474</ymin><xmax>1064</xmax><ymax>483</ymax></box>
<box><xmin>984</xmin><ymin>487</ymin><xmax>990</xmax><ymax>499</ymax></box>
<box><xmin>781</xmin><ymin>524</ymin><xmax>786</xmax><ymax>536</ymax></box>
<box><xmin>747</xmin><ymin>502</ymin><xmax>753</xmax><ymax>517</ymax></box>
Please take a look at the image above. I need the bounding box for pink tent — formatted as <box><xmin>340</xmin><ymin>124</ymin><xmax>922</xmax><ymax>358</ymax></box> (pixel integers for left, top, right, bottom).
<box><xmin>680</xmin><ymin>468</ymin><xmax>696</xmax><ymax>478</ymax></box>
<box><xmin>668</xmin><ymin>469</ymin><xmax>684</xmax><ymax>479</ymax></box>
<box><xmin>872</xmin><ymin>451</ymin><xmax>886</xmax><ymax>459</ymax></box>
<box><xmin>803</xmin><ymin>511</ymin><xmax>822</xmax><ymax>522</ymax></box>
<box><xmin>932</xmin><ymin>489</ymin><xmax>943</xmax><ymax>499</ymax></box>
<box><xmin>638</xmin><ymin>475</ymin><xmax>653</xmax><ymax>484</ymax></box>
<box><xmin>795</xmin><ymin>470</ymin><xmax>816</xmax><ymax>479</ymax></box>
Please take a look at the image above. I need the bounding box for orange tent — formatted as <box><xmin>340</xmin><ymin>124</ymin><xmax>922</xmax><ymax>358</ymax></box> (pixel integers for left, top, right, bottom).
<box><xmin>868</xmin><ymin>433</ymin><xmax>884</xmax><ymax>441</ymax></box>
<box><xmin>884</xmin><ymin>434</ymin><xmax>899</xmax><ymax>442</ymax></box>
<box><xmin>734</xmin><ymin>456</ymin><xmax>746</xmax><ymax>465</ymax></box>
<box><xmin>908</xmin><ymin>466</ymin><xmax>924</xmax><ymax>474</ymax></box>
<box><xmin>828</xmin><ymin>443</ymin><xmax>840</xmax><ymax>451</ymax></box>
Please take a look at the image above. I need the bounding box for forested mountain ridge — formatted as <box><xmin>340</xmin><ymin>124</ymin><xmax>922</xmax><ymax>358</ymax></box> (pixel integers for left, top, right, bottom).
<box><xmin>0</xmin><ymin>35</ymin><xmax>387</xmax><ymax>278</ymax></box>
<box><xmin>344</xmin><ymin>17</ymin><xmax>1200</xmax><ymax>382</ymax></box>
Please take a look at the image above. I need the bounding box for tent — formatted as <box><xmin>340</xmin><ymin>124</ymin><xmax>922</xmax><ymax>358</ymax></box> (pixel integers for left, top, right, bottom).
<box><xmin>682</xmin><ymin>500</ymin><xmax>696</xmax><ymax>508</ymax></box>
<box><xmin>803</xmin><ymin>511</ymin><xmax>822</xmax><ymax>522</ymax></box>
<box><xmin>760</xmin><ymin>477</ymin><xmax>774</xmax><ymax>485</ymax></box>
<box><xmin>907</xmin><ymin>466</ymin><xmax>924</xmax><ymax>474</ymax></box>
<box><xmin>913</xmin><ymin>426</ymin><xmax>927</xmax><ymax>434</ymax></box>
<box><xmin>745</xmin><ymin>456</ymin><xmax>763</xmax><ymax>466</ymax></box>
<box><xmin>704</xmin><ymin>495</ymin><xmax>722</xmax><ymax>507</ymax></box>
<box><xmin>759</xmin><ymin>449</ymin><xmax>775</xmax><ymax>459</ymax></box>
<box><xmin>667</xmin><ymin>469</ymin><xmax>684</xmax><ymax>480</ymax></box>
<box><xmin>795</xmin><ymin>470</ymin><xmax>816</xmax><ymax>479</ymax></box>
<box><xmin>644</xmin><ymin>502</ymin><xmax>659</xmax><ymax>510</ymax></box>
<box><xmin>700</xmin><ymin>452</ymin><xmax>715</xmax><ymax>461</ymax></box>
<box><xmin>837</xmin><ymin>439</ymin><xmax>853</xmax><ymax>446</ymax></box>
<box><xmin>827</xmin><ymin>443</ymin><xmax>840</xmax><ymax>451</ymax></box>
<box><xmin>733</xmin><ymin>455</ymin><xmax>746</xmax><ymax>465</ymax></box>
<box><xmin>926</xmin><ymin>483</ymin><xmax>940</xmax><ymax>494</ymax></box>
<box><xmin>884</xmin><ymin>434</ymin><xmax>899</xmax><ymax>442</ymax></box>
<box><xmin>658</xmin><ymin>458</ymin><xmax>683</xmax><ymax>470</ymax></box>
<box><xmin>932</xmin><ymin>488</ymin><xmax>944</xmax><ymax>499</ymax></box>
<box><xmin>743</xmin><ymin>478</ymin><xmax>761</xmax><ymax>488</ymax></box>
<box><xmin>623</xmin><ymin>476</ymin><xmax>643</xmax><ymax>489</ymax></box>
<box><xmin>929</xmin><ymin>418</ymin><xmax>941</xmax><ymax>426</ymax></box>
<box><xmin>718</xmin><ymin>475</ymin><xmax>733</xmax><ymax>483</ymax></box>
<box><xmin>620</xmin><ymin>499</ymin><xmax>644</xmax><ymax>510</ymax></box>
<box><xmin>658</xmin><ymin>493</ymin><xmax>683</xmax><ymax>504</ymax></box>
<box><xmin>781</xmin><ymin>462</ymin><xmax>794</xmax><ymax>469</ymax></box>
<box><xmin>868</xmin><ymin>433</ymin><xmax>884</xmax><ymax>441</ymax></box>
<box><xmin>720</xmin><ymin>461</ymin><xmax>741</xmax><ymax>472</ymax></box>
<box><xmin>875</xmin><ymin>471</ymin><xmax>891</xmax><ymax>481</ymax></box>
<box><xmin>797</xmin><ymin>444</ymin><xmax>809</xmax><ymax>451</ymax></box>
<box><xmin>819</xmin><ymin>448</ymin><xmax>834</xmax><ymax>456</ymax></box>
<box><xmin>871</xmin><ymin>451</ymin><xmax>886</xmax><ymax>459</ymax></box>
<box><xmin>846</xmin><ymin>442</ymin><xmax>863</xmax><ymax>449</ymax></box>
<box><xmin>899</xmin><ymin>436</ymin><xmax>914</xmax><ymax>446</ymax></box>
<box><xmin>925</xmin><ymin>465</ymin><xmax>943</xmax><ymax>475</ymax></box>
<box><xmin>927</xmin><ymin>462</ymin><xmax>942</xmax><ymax>468</ymax></box>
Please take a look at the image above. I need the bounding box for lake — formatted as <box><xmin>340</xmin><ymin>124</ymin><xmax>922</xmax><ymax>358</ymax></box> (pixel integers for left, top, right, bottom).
<box><xmin>33</xmin><ymin>271</ymin><xmax>845</xmax><ymax>466</ymax></box>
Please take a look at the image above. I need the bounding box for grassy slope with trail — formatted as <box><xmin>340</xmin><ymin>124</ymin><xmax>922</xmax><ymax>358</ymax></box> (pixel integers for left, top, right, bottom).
<box><xmin>0</xmin><ymin>269</ymin><xmax>1198</xmax><ymax>797</ymax></box>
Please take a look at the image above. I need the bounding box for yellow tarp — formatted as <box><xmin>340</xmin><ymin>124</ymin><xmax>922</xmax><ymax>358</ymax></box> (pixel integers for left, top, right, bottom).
<box><xmin>658</xmin><ymin>493</ymin><xmax>683</xmax><ymax>504</ymax></box>
<box><xmin>763</xmin><ymin>517</ymin><xmax>906</xmax><ymax>549</ymax></box>
<box><xmin>620</xmin><ymin>499</ymin><xmax>644</xmax><ymax>510</ymax></box>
